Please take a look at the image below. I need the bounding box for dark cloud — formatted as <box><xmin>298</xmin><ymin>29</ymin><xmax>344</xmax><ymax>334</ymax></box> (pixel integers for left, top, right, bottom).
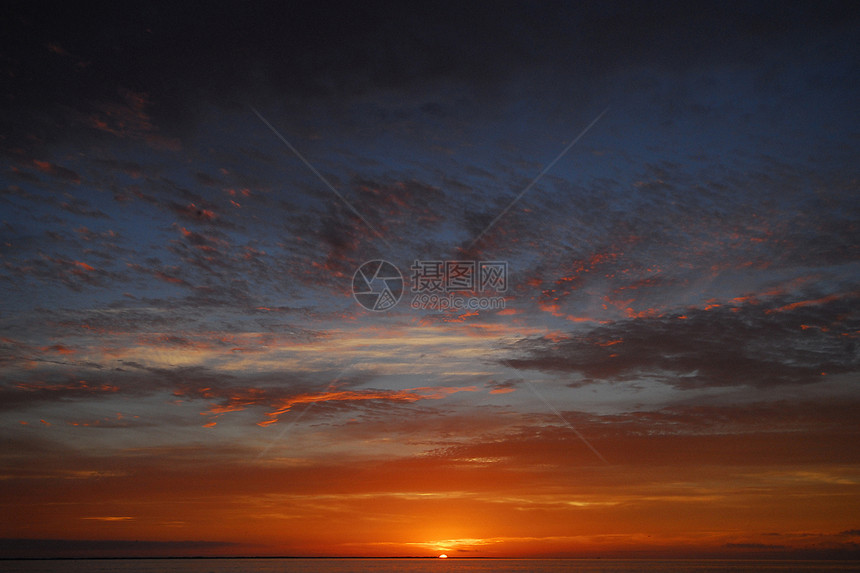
<box><xmin>0</xmin><ymin>378</ymin><xmax>122</xmax><ymax>414</ymax></box>
<box><xmin>169</xmin><ymin>201</ymin><xmax>220</xmax><ymax>224</ymax></box>
<box><xmin>486</xmin><ymin>378</ymin><xmax>523</xmax><ymax>394</ymax></box>
<box><xmin>59</xmin><ymin>197</ymin><xmax>108</xmax><ymax>219</ymax></box>
<box><xmin>2</xmin><ymin>254</ymin><xmax>119</xmax><ymax>292</ymax></box>
<box><xmin>31</xmin><ymin>160</ymin><xmax>81</xmax><ymax>184</ymax></box>
<box><xmin>0</xmin><ymin>354</ymin><xmax>383</xmax><ymax>422</ymax></box>
<box><xmin>503</xmin><ymin>294</ymin><xmax>859</xmax><ymax>389</ymax></box>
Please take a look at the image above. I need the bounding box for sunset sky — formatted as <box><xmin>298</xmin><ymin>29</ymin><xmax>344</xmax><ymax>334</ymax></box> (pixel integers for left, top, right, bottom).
<box><xmin>1</xmin><ymin>1</ymin><xmax>859</xmax><ymax>559</ymax></box>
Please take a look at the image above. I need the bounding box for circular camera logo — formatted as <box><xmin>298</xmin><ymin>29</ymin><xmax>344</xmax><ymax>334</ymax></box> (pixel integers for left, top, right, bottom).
<box><xmin>352</xmin><ymin>260</ymin><xmax>403</xmax><ymax>311</ymax></box>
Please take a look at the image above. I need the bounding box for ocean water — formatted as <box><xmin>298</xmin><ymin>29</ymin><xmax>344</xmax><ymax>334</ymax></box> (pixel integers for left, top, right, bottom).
<box><xmin>2</xmin><ymin>559</ymin><xmax>859</xmax><ymax>573</ymax></box>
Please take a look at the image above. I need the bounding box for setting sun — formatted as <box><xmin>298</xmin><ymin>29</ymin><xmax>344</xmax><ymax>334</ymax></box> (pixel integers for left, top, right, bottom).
<box><xmin>438</xmin><ymin>554</ymin><xmax>448</xmax><ymax>559</ymax></box>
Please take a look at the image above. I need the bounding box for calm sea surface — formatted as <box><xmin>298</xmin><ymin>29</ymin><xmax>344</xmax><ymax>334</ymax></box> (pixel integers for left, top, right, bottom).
<box><xmin>2</xmin><ymin>559</ymin><xmax>859</xmax><ymax>573</ymax></box>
